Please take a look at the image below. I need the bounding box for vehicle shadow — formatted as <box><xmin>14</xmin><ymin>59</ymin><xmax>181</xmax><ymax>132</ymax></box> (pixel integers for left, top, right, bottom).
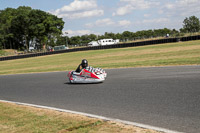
<box><xmin>64</xmin><ymin>82</ymin><xmax>103</xmax><ymax>85</ymax></box>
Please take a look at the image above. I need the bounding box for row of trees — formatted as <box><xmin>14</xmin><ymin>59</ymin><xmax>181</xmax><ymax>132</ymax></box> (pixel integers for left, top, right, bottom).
<box><xmin>57</xmin><ymin>16</ymin><xmax>200</xmax><ymax>47</ymax></box>
<box><xmin>0</xmin><ymin>6</ymin><xmax>200</xmax><ymax>50</ymax></box>
<box><xmin>59</xmin><ymin>28</ymin><xmax>178</xmax><ymax>47</ymax></box>
<box><xmin>0</xmin><ymin>6</ymin><xmax>64</xmax><ymax>50</ymax></box>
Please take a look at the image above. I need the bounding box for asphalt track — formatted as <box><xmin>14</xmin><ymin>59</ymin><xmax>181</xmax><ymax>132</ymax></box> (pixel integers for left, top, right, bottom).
<box><xmin>0</xmin><ymin>65</ymin><xmax>200</xmax><ymax>133</ymax></box>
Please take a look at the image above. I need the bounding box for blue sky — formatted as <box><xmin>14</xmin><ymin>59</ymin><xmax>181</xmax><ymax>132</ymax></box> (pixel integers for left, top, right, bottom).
<box><xmin>1</xmin><ymin>0</ymin><xmax>200</xmax><ymax>36</ymax></box>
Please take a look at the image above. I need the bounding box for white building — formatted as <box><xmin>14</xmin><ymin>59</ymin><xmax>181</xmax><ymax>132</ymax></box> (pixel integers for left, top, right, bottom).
<box><xmin>88</xmin><ymin>39</ymin><xmax>119</xmax><ymax>46</ymax></box>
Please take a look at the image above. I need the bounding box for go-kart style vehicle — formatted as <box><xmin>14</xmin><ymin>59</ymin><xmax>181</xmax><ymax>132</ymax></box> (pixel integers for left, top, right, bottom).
<box><xmin>67</xmin><ymin>67</ymin><xmax>107</xmax><ymax>83</ymax></box>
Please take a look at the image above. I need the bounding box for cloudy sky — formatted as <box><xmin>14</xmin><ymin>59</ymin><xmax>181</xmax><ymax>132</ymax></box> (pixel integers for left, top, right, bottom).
<box><xmin>1</xmin><ymin>0</ymin><xmax>200</xmax><ymax>36</ymax></box>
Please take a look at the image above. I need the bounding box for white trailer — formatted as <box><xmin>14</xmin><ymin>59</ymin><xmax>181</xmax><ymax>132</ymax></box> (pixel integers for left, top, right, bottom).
<box><xmin>88</xmin><ymin>39</ymin><xmax>119</xmax><ymax>46</ymax></box>
<box><xmin>88</xmin><ymin>41</ymin><xmax>99</xmax><ymax>46</ymax></box>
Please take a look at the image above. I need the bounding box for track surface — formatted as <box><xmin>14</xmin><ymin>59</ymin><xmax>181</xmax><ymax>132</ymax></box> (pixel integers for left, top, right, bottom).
<box><xmin>0</xmin><ymin>66</ymin><xmax>200</xmax><ymax>133</ymax></box>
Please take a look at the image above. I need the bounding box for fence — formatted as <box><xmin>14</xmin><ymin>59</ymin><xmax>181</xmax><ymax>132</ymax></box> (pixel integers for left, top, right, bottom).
<box><xmin>1</xmin><ymin>35</ymin><xmax>200</xmax><ymax>61</ymax></box>
<box><xmin>180</xmin><ymin>35</ymin><xmax>200</xmax><ymax>41</ymax></box>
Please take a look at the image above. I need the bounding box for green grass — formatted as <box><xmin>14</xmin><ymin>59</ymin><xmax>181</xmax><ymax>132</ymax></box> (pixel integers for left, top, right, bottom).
<box><xmin>0</xmin><ymin>40</ymin><xmax>200</xmax><ymax>75</ymax></box>
<box><xmin>0</xmin><ymin>102</ymin><xmax>160</xmax><ymax>133</ymax></box>
<box><xmin>0</xmin><ymin>102</ymin><xmax>102</xmax><ymax>133</ymax></box>
<box><xmin>0</xmin><ymin>50</ymin><xmax>6</xmax><ymax>56</ymax></box>
<box><xmin>0</xmin><ymin>49</ymin><xmax>18</xmax><ymax>57</ymax></box>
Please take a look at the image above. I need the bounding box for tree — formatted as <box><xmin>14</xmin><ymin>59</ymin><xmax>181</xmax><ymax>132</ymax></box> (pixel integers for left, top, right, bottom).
<box><xmin>69</xmin><ymin>36</ymin><xmax>81</xmax><ymax>46</ymax></box>
<box><xmin>88</xmin><ymin>34</ymin><xmax>97</xmax><ymax>41</ymax></box>
<box><xmin>145</xmin><ymin>30</ymin><xmax>154</xmax><ymax>38</ymax></box>
<box><xmin>80</xmin><ymin>35</ymin><xmax>89</xmax><ymax>44</ymax></box>
<box><xmin>104</xmin><ymin>32</ymin><xmax>115</xmax><ymax>39</ymax></box>
<box><xmin>182</xmin><ymin>16</ymin><xmax>200</xmax><ymax>33</ymax></box>
<box><xmin>55</xmin><ymin>35</ymin><xmax>69</xmax><ymax>47</ymax></box>
<box><xmin>171</xmin><ymin>29</ymin><xmax>179</xmax><ymax>37</ymax></box>
<box><xmin>11</xmin><ymin>6</ymin><xmax>32</xmax><ymax>50</ymax></box>
<box><xmin>0</xmin><ymin>6</ymin><xmax>64</xmax><ymax>50</ymax></box>
<box><xmin>25</xmin><ymin>8</ymin><xmax>64</xmax><ymax>49</ymax></box>
<box><xmin>43</xmin><ymin>12</ymin><xmax>64</xmax><ymax>47</ymax></box>
<box><xmin>122</xmin><ymin>31</ymin><xmax>133</xmax><ymax>41</ymax></box>
<box><xmin>135</xmin><ymin>31</ymin><xmax>146</xmax><ymax>39</ymax></box>
<box><xmin>115</xmin><ymin>33</ymin><xmax>122</xmax><ymax>40</ymax></box>
<box><xmin>0</xmin><ymin>8</ymin><xmax>16</xmax><ymax>49</ymax></box>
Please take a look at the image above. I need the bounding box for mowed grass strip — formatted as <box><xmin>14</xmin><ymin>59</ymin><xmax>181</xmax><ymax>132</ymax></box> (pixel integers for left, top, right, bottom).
<box><xmin>0</xmin><ymin>102</ymin><xmax>161</xmax><ymax>133</ymax></box>
<box><xmin>0</xmin><ymin>40</ymin><xmax>200</xmax><ymax>75</ymax></box>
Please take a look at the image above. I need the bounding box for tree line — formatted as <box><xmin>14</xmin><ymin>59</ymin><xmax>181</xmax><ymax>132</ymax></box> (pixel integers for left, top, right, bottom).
<box><xmin>0</xmin><ymin>6</ymin><xmax>64</xmax><ymax>50</ymax></box>
<box><xmin>0</xmin><ymin>6</ymin><xmax>200</xmax><ymax>50</ymax></box>
<box><xmin>62</xmin><ymin>16</ymin><xmax>200</xmax><ymax>47</ymax></box>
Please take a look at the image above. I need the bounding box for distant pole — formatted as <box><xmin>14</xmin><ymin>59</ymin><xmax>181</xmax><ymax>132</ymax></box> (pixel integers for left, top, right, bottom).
<box><xmin>65</xmin><ymin>32</ymin><xmax>68</xmax><ymax>48</ymax></box>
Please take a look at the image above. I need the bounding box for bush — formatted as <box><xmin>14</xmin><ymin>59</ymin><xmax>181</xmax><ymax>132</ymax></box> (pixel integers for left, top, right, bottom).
<box><xmin>0</xmin><ymin>43</ymin><xmax>3</xmax><ymax>50</ymax></box>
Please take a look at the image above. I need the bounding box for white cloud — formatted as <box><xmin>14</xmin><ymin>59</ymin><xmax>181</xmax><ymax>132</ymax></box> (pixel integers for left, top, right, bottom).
<box><xmin>86</xmin><ymin>19</ymin><xmax>132</xmax><ymax>28</ymax></box>
<box><xmin>50</xmin><ymin>0</ymin><xmax>104</xmax><ymax>19</ymax></box>
<box><xmin>163</xmin><ymin>0</ymin><xmax>200</xmax><ymax>16</ymax></box>
<box><xmin>131</xmin><ymin>17</ymin><xmax>178</xmax><ymax>30</ymax></box>
<box><xmin>142</xmin><ymin>18</ymin><xmax>170</xmax><ymax>24</ymax></box>
<box><xmin>58</xmin><ymin>9</ymin><xmax>104</xmax><ymax>19</ymax></box>
<box><xmin>165</xmin><ymin>3</ymin><xmax>174</xmax><ymax>10</ymax></box>
<box><xmin>177</xmin><ymin>0</ymin><xmax>199</xmax><ymax>7</ymax></box>
<box><xmin>86</xmin><ymin>18</ymin><xmax>115</xmax><ymax>27</ymax></box>
<box><xmin>132</xmin><ymin>18</ymin><xmax>171</xmax><ymax>29</ymax></box>
<box><xmin>112</xmin><ymin>5</ymin><xmax>133</xmax><ymax>16</ymax></box>
<box><xmin>113</xmin><ymin>0</ymin><xmax>160</xmax><ymax>16</ymax></box>
<box><xmin>120</xmin><ymin>0</ymin><xmax>158</xmax><ymax>9</ymax></box>
<box><xmin>58</xmin><ymin>0</ymin><xmax>97</xmax><ymax>13</ymax></box>
<box><xmin>118</xmin><ymin>20</ymin><xmax>131</xmax><ymax>27</ymax></box>
<box><xmin>144</xmin><ymin>14</ymin><xmax>151</xmax><ymax>17</ymax></box>
<box><xmin>85</xmin><ymin>23</ymin><xmax>93</xmax><ymax>28</ymax></box>
<box><xmin>63</xmin><ymin>29</ymin><xmax>93</xmax><ymax>36</ymax></box>
<box><xmin>96</xmin><ymin>18</ymin><xmax>115</xmax><ymax>26</ymax></box>
<box><xmin>85</xmin><ymin>18</ymin><xmax>132</xmax><ymax>28</ymax></box>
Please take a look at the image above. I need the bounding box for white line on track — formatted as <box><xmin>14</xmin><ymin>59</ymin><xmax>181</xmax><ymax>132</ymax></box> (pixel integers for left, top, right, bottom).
<box><xmin>0</xmin><ymin>99</ymin><xmax>183</xmax><ymax>133</ymax></box>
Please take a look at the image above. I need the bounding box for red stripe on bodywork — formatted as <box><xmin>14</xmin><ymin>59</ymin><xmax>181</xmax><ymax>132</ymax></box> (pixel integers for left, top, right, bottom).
<box><xmin>84</xmin><ymin>69</ymin><xmax>99</xmax><ymax>79</ymax></box>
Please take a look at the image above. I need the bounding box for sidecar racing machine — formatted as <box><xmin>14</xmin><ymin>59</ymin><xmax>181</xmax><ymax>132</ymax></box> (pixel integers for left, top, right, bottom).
<box><xmin>67</xmin><ymin>68</ymin><xmax>107</xmax><ymax>83</ymax></box>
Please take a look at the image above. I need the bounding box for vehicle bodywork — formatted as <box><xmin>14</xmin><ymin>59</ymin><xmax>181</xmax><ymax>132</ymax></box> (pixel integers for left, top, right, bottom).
<box><xmin>68</xmin><ymin>68</ymin><xmax>107</xmax><ymax>83</ymax></box>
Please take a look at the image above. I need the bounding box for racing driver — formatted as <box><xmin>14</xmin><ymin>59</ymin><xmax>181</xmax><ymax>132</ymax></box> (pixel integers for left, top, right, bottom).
<box><xmin>75</xmin><ymin>59</ymin><xmax>89</xmax><ymax>73</ymax></box>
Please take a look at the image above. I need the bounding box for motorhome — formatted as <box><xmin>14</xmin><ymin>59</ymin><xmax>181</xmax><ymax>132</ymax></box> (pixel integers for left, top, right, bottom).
<box><xmin>88</xmin><ymin>39</ymin><xmax>119</xmax><ymax>46</ymax></box>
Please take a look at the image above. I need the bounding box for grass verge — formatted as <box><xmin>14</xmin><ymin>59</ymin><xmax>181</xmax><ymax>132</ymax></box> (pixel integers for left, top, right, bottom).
<box><xmin>0</xmin><ymin>49</ymin><xmax>17</xmax><ymax>57</ymax></box>
<box><xmin>0</xmin><ymin>101</ymin><xmax>161</xmax><ymax>133</ymax></box>
<box><xmin>0</xmin><ymin>50</ymin><xmax>6</xmax><ymax>56</ymax></box>
<box><xmin>1</xmin><ymin>40</ymin><xmax>200</xmax><ymax>75</ymax></box>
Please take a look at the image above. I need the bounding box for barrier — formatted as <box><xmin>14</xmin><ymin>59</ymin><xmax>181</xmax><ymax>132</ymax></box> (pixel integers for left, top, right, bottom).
<box><xmin>0</xmin><ymin>35</ymin><xmax>199</xmax><ymax>61</ymax></box>
<box><xmin>180</xmin><ymin>35</ymin><xmax>200</xmax><ymax>41</ymax></box>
